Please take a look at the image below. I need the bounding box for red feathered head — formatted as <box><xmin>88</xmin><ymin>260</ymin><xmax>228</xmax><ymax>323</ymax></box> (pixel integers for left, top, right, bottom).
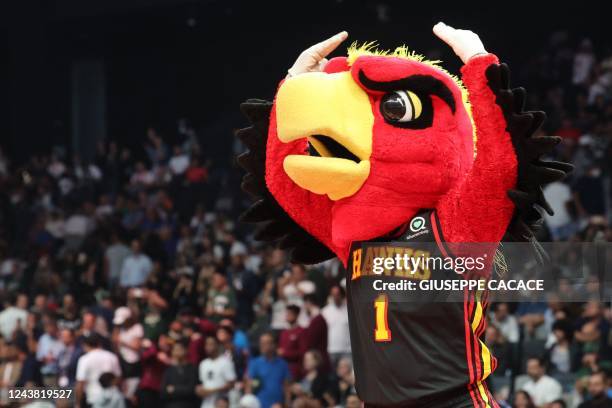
<box><xmin>265</xmin><ymin>45</ymin><xmax>475</xmax><ymax>263</ymax></box>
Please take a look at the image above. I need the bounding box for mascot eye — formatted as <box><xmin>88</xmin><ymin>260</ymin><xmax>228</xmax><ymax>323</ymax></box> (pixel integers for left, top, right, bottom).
<box><xmin>380</xmin><ymin>91</ymin><xmax>423</xmax><ymax>123</ymax></box>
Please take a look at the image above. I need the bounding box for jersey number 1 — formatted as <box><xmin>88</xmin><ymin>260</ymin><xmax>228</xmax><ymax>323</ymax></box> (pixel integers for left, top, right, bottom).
<box><xmin>374</xmin><ymin>294</ymin><xmax>391</xmax><ymax>342</ymax></box>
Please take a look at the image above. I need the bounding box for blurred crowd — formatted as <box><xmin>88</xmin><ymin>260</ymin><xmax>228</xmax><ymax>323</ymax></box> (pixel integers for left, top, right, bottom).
<box><xmin>0</xmin><ymin>31</ymin><xmax>610</xmax><ymax>408</ymax></box>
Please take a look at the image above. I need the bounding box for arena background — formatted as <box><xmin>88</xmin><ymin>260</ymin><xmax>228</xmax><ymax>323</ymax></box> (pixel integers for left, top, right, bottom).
<box><xmin>0</xmin><ymin>1</ymin><xmax>607</xmax><ymax>162</ymax></box>
<box><xmin>0</xmin><ymin>1</ymin><xmax>610</xmax><ymax>408</ymax></box>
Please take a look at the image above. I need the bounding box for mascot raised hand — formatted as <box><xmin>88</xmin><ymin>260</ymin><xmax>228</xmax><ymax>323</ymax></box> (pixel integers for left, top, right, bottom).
<box><xmin>237</xmin><ymin>23</ymin><xmax>571</xmax><ymax>408</ymax></box>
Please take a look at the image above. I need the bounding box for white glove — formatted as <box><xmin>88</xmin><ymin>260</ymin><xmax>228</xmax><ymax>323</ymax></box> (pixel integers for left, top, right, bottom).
<box><xmin>287</xmin><ymin>31</ymin><xmax>348</xmax><ymax>77</ymax></box>
<box><xmin>433</xmin><ymin>22</ymin><xmax>487</xmax><ymax>64</ymax></box>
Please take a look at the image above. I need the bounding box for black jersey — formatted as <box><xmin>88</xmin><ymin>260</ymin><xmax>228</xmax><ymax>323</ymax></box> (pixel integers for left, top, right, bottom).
<box><xmin>346</xmin><ymin>210</ymin><xmax>498</xmax><ymax>408</ymax></box>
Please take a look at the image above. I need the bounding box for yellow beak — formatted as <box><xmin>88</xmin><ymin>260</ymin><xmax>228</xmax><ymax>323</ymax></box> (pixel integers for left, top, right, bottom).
<box><xmin>275</xmin><ymin>71</ymin><xmax>374</xmax><ymax>200</ymax></box>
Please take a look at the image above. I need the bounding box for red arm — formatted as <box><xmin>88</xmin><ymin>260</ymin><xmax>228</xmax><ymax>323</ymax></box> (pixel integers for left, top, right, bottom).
<box><xmin>437</xmin><ymin>53</ymin><xmax>517</xmax><ymax>245</ymax></box>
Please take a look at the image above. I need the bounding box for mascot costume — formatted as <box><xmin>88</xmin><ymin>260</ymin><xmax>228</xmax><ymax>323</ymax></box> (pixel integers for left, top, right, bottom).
<box><xmin>236</xmin><ymin>23</ymin><xmax>572</xmax><ymax>407</ymax></box>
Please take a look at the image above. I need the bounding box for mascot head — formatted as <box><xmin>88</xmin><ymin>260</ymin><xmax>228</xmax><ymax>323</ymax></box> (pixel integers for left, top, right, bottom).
<box><xmin>264</xmin><ymin>44</ymin><xmax>475</xmax><ymax>261</ymax></box>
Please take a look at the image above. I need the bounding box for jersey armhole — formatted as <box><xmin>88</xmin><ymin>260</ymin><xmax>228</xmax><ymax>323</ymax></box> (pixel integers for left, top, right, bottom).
<box><xmin>430</xmin><ymin>210</ymin><xmax>455</xmax><ymax>259</ymax></box>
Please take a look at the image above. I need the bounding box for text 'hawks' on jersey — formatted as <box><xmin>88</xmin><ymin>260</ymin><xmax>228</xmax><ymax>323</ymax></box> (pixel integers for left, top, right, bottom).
<box><xmin>346</xmin><ymin>210</ymin><xmax>498</xmax><ymax>408</ymax></box>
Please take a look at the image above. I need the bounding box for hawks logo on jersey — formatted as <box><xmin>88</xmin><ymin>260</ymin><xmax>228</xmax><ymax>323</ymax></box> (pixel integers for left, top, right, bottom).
<box><xmin>350</xmin><ymin>246</ymin><xmax>432</xmax><ymax>281</ymax></box>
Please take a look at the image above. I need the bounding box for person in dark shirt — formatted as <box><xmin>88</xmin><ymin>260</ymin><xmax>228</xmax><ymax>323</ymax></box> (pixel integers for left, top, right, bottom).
<box><xmin>278</xmin><ymin>304</ymin><xmax>306</xmax><ymax>380</ymax></box>
<box><xmin>302</xmin><ymin>295</ymin><xmax>330</xmax><ymax>374</ymax></box>
<box><xmin>578</xmin><ymin>372</ymin><xmax>612</xmax><ymax>408</ymax></box>
<box><xmin>574</xmin><ymin>165</ymin><xmax>606</xmax><ymax>217</ymax></box>
<box><xmin>57</xmin><ymin>328</ymin><xmax>83</xmax><ymax>388</ymax></box>
<box><xmin>160</xmin><ymin>339</ymin><xmax>198</xmax><ymax>408</ymax></box>
<box><xmin>15</xmin><ymin>339</ymin><xmax>42</xmax><ymax>387</ymax></box>
<box><xmin>138</xmin><ymin>335</ymin><xmax>172</xmax><ymax>407</ymax></box>
<box><xmin>227</xmin><ymin>245</ymin><xmax>261</xmax><ymax>330</ymax></box>
<box><xmin>290</xmin><ymin>349</ymin><xmax>336</xmax><ymax>407</ymax></box>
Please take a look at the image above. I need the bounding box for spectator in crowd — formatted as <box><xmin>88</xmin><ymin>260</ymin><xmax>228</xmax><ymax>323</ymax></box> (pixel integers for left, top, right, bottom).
<box><xmin>513</xmin><ymin>390</ymin><xmax>536</xmax><ymax>408</ymax></box>
<box><xmin>521</xmin><ymin>357</ymin><xmax>563</xmax><ymax>406</ymax></box>
<box><xmin>214</xmin><ymin>396</ymin><xmax>229</xmax><ymax>408</ymax></box>
<box><xmin>216</xmin><ymin>322</ymin><xmax>247</xmax><ymax>382</ymax></box>
<box><xmin>485</xmin><ymin>325</ymin><xmax>513</xmax><ymax>375</ymax></box>
<box><xmin>246</xmin><ymin>333</ymin><xmax>291</xmax><ymax>408</ymax></box>
<box><xmin>112</xmin><ymin>306</ymin><xmax>144</xmax><ymax>402</ymax></box>
<box><xmin>545</xmin><ymin>319</ymin><xmax>577</xmax><ymax>375</ymax></box>
<box><xmin>238</xmin><ymin>394</ymin><xmax>261</xmax><ymax>408</ymax></box>
<box><xmin>321</xmin><ymin>285</ymin><xmax>351</xmax><ymax>365</ymax></box>
<box><xmin>59</xmin><ymin>293</ymin><xmax>82</xmax><ymax>331</ymax></box>
<box><xmin>574</xmin><ymin>165</ymin><xmax>606</xmax><ymax>217</ymax></box>
<box><xmin>16</xmin><ymin>337</ymin><xmax>42</xmax><ymax>387</ymax></box>
<box><xmin>302</xmin><ymin>294</ymin><xmax>330</xmax><ymax>374</ymax></box>
<box><xmin>185</xmin><ymin>155</ymin><xmax>208</xmax><ymax>184</ymax></box>
<box><xmin>75</xmin><ymin>335</ymin><xmax>122</xmax><ymax>408</ymax></box>
<box><xmin>119</xmin><ymin>239</ymin><xmax>153</xmax><ymax>289</ymax></box>
<box><xmin>142</xmin><ymin>297</ymin><xmax>168</xmax><ymax>342</ymax></box>
<box><xmin>92</xmin><ymin>372</ymin><xmax>126</xmax><ymax>408</ymax></box>
<box><xmin>145</xmin><ymin>127</ymin><xmax>169</xmax><ymax>167</ymax></box>
<box><xmin>0</xmin><ymin>293</ymin><xmax>28</xmax><ymax>340</ymax></box>
<box><xmin>0</xmin><ymin>341</ymin><xmax>22</xmax><ymax>403</ymax></box>
<box><xmin>345</xmin><ymin>394</ymin><xmax>362</xmax><ymax>408</ymax></box>
<box><xmin>196</xmin><ymin>336</ymin><xmax>236</xmax><ymax>408</ymax></box>
<box><xmin>577</xmin><ymin>371</ymin><xmax>612</xmax><ymax>408</ymax></box>
<box><xmin>227</xmin><ymin>242</ymin><xmax>260</xmax><ymax>330</ymax></box>
<box><xmin>278</xmin><ymin>304</ymin><xmax>305</xmax><ymax>380</ymax></box>
<box><xmin>77</xmin><ymin>311</ymin><xmax>110</xmax><ymax>348</ymax></box>
<box><xmin>36</xmin><ymin>317</ymin><xmax>64</xmax><ymax>386</ymax></box>
<box><xmin>105</xmin><ymin>232</ymin><xmax>131</xmax><ymax>290</ymax></box>
<box><xmin>138</xmin><ymin>334</ymin><xmax>172</xmax><ymax>407</ymax></box>
<box><xmin>169</xmin><ymin>146</ymin><xmax>190</xmax><ymax>176</ymax></box>
<box><xmin>333</xmin><ymin>356</ymin><xmax>356</xmax><ymax>405</ymax></box>
<box><xmin>543</xmin><ymin>180</ymin><xmax>575</xmax><ymax>240</ymax></box>
<box><xmin>160</xmin><ymin>339</ymin><xmax>198</xmax><ymax>408</ymax></box>
<box><xmin>517</xmin><ymin>301</ymin><xmax>548</xmax><ymax>340</ymax></box>
<box><xmin>573</xmin><ymin>39</ymin><xmax>596</xmax><ymax>86</ymax></box>
<box><xmin>278</xmin><ymin>265</ymin><xmax>316</xmax><ymax>327</ymax></box>
<box><xmin>57</xmin><ymin>328</ymin><xmax>82</xmax><ymax>388</ymax></box>
<box><xmin>130</xmin><ymin>161</ymin><xmax>155</xmax><ymax>187</ymax></box>
<box><xmin>574</xmin><ymin>301</ymin><xmax>610</xmax><ymax>356</ymax></box>
<box><xmin>289</xmin><ymin>349</ymin><xmax>335</xmax><ymax>407</ymax></box>
<box><xmin>206</xmin><ymin>270</ymin><xmax>236</xmax><ymax>323</ymax></box>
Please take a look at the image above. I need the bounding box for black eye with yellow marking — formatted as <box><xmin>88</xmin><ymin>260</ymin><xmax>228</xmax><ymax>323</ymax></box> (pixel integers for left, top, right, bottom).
<box><xmin>380</xmin><ymin>91</ymin><xmax>422</xmax><ymax>123</ymax></box>
<box><xmin>359</xmin><ymin>71</ymin><xmax>457</xmax><ymax>130</ymax></box>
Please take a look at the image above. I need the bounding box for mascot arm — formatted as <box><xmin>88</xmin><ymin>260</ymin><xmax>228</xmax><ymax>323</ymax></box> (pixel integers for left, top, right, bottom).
<box><xmin>437</xmin><ymin>53</ymin><xmax>572</xmax><ymax>251</ymax></box>
<box><xmin>437</xmin><ymin>53</ymin><xmax>517</xmax><ymax>245</ymax></box>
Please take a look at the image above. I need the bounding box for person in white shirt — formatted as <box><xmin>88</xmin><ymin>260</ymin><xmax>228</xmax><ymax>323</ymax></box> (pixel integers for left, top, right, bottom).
<box><xmin>197</xmin><ymin>336</ymin><xmax>236</xmax><ymax>408</ymax></box>
<box><xmin>36</xmin><ymin>319</ymin><xmax>65</xmax><ymax>381</ymax></box>
<box><xmin>321</xmin><ymin>285</ymin><xmax>351</xmax><ymax>364</ymax></box>
<box><xmin>0</xmin><ymin>293</ymin><xmax>29</xmax><ymax>340</ymax></box>
<box><xmin>119</xmin><ymin>240</ymin><xmax>153</xmax><ymax>288</ymax></box>
<box><xmin>75</xmin><ymin>335</ymin><xmax>122</xmax><ymax>408</ymax></box>
<box><xmin>112</xmin><ymin>307</ymin><xmax>143</xmax><ymax>399</ymax></box>
<box><xmin>489</xmin><ymin>302</ymin><xmax>520</xmax><ymax>343</ymax></box>
<box><xmin>572</xmin><ymin>39</ymin><xmax>595</xmax><ymax>86</ymax></box>
<box><xmin>543</xmin><ymin>181</ymin><xmax>574</xmax><ymax>240</ymax></box>
<box><xmin>279</xmin><ymin>264</ymin><xmax>316</xmax><ymax>327</ymax></box>
<box><xmin>130</xmin><ymin>162</ymin><xmax>155</xmax><ymax>186</ymax></box>
<box><xmin>521</xmin><ymin>357</ymin><xmax>562</xmax><ymax>406</ymax></box>
<box><xmin>64</xmin><ymin>212</ymin><xmax>94</xmax><ymax>237</ymax></box>
<box><xmin>91</xmin><ymin>372</ymin><xmax>126</xmax><ymax>408</ymax></box>
<box><xmin>105</xmin><ymin>233</ymin><xmax>131</xmax><ymax>289</ymax></box>
<box><xmin>168</xmin><ymin>146</ymin><xmax>190</xmax><ymax>175</ymax></box>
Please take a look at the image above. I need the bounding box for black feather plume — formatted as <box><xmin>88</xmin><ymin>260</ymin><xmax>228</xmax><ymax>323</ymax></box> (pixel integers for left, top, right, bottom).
<box><xmin>236</xmin><ymin>100</ymin><xmax>335</xmax><ymax>264</ymax></box>
<box><xmin>485</xmin><ymin>63</ymin><xmax>573</xmax><ymax>248</ymax></box>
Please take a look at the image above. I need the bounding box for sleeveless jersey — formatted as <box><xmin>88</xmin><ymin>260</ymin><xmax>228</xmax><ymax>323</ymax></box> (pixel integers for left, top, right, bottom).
<box><xmin>346</xmin><ymin>210</ymin><xmax>499</xmax><ymax>408</ymax></box>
